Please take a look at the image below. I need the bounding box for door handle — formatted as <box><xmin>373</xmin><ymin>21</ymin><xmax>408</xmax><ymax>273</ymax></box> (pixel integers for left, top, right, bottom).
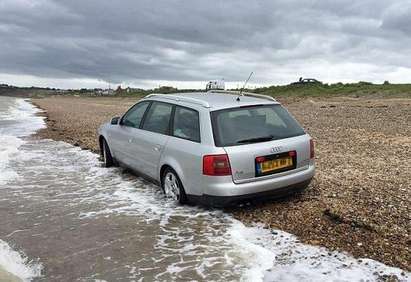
<box><xmin>153</xmin><ymin>145</ymin><xmax>162</xmax><ymax>152</ymax></box>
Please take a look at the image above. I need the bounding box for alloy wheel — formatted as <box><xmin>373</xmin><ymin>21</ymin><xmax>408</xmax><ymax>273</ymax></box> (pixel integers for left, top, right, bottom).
<box><xmin>164</xmin><ymin>172</ymin><xmax>180</xmax><ymax>201</ymax></box>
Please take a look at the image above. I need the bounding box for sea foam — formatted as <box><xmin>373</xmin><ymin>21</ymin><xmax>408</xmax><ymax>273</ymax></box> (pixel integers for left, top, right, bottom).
<box><xmin>0</xmin><ymin>98</ymin><xmax>45</xmax><ymax>186</ymax></box>
<box><xmin>0</xmin><ymin>240</ymin><xmax>42</xmax><ymax>282</ymax></box>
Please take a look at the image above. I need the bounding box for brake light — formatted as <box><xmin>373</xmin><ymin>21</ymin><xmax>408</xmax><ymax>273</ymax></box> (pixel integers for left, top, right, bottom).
<box><xmin>203</xmin><ymin>154</ymin><xmax>231</xmax><ymax>176</ymax></box>
<box><xmin>310</xmin><ymin>139</ymin><xmax>315</xmax><ymax>159</ymax></box>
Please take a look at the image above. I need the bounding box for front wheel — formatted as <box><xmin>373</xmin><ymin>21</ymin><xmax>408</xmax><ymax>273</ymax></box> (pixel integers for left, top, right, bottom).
<box><xmin>101</xmin><ymin>138</ymin><xmax>114</xmax><ymax>167</ymax></box>
<box><xmin>162</xmin><ymin>168</ymin><xmax>187</xmax><ymax>205</ymax></box>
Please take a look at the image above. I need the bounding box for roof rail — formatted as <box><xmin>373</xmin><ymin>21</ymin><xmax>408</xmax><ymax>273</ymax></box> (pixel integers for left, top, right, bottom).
<box><xmin>144</xmin><ymin>93</ymin><xmax>210</xmax><ymax>108</ymax></box>
<box><xmin>207</xmin><ymin>90</ymin><xmax>276</xmax><ymax>102</ymax></box>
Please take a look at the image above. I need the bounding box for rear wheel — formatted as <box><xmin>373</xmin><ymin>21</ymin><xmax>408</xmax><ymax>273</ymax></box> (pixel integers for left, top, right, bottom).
<box><xmin>101</xmin><ymin>138</ymin><xmax>114</xmax><ymax>167</ymax></box>
<box><xmin>162</xmin><ymin>168</ymin><xmax>187</xmax><ymax>204</ymax></box>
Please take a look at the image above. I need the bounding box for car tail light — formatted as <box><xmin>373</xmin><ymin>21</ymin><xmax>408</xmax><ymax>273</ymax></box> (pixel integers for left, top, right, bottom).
<box><xmin>310</xmin><ymin>139</ymin><xmax>315</xmax><ymax>159</ymax></box>
<box><xmin>255</xmin><ymin>156</ymin><xmax>266</xmax><ymax>163</ymax></box>
<box><xmin>203</xmin><ymin>154</ymin><xmax>231</xmax><ymax>176</ymax></box>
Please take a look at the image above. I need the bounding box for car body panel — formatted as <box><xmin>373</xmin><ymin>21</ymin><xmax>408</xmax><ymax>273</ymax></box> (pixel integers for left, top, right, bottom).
<box><xmin>159</xmin><ymin>138</ymin><xmax>226</xmax><ymax>196</ymax></box>
<box><xmin>201</xmin><ymin>163</ymin><xmax>314</xmax><ymax>197</ymax></box>
<box><xmin>223</xmin><ymin>134</ymin><xmax>312</xmax><ymax>183</ymax></box>
<box><xmin>141</xmin><ymin>92</ymin><xmax>279</xmax><ymax>111</ymax></box>
<box><xmin>131</xmin><ymin>129</ymin><xmax>170</xmax><ymax>179</ymax></box>
<box><xmin>109</xmin><ymin>126</ymin><xmax>141</xmax><ymax>169</ymax></box>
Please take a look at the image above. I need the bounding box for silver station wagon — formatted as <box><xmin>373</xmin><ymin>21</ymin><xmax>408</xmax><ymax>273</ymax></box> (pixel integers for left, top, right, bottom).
<box><xmin>98</xmin><ymin>90</ymin><xmax>315</xmax><ymax>206</ymax></box>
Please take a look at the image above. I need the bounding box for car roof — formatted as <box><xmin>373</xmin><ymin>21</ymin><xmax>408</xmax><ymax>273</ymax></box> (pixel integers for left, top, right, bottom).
<box><xmin>144</xmin><ymin>91</ymin><xmax>279</xmax><ymax>111</ymax></box>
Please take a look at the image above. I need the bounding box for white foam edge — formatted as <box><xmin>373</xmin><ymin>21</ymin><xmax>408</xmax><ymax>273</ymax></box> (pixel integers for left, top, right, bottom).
<box><xmin>226</xmin><ymin>219</ymin><xmax>409</xmax><ymax>282</ymax></box>
<box><xmin>0</xmin><ymin>239</ymin><xmax>42</xmax><ymax>281</ymax></box>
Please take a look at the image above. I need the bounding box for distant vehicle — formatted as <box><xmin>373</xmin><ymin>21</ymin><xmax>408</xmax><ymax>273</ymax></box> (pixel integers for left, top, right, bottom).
<box><xmin>291</xmin><ymin>77</ymin><xmax>322</xmax><ymax>85</ymax></box>
<box><xmin>98</xmin><ymin>90</ymin><xmax>315</xmax><ymax>206</ymax></box>
<box><xmin>206</xmin><ymin>80</ymin><xmax>225</xmax><ymax>91</ymax></box>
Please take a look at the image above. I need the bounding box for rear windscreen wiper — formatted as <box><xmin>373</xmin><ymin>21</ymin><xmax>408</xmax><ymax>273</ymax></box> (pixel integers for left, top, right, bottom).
<box><xmin>236</xmin><ymin>135</ymin><xmax>274</xmax><ymax>144</ymax></box>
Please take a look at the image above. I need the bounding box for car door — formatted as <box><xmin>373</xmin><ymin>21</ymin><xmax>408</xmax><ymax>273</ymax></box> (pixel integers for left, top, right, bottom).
<box><xmin>109</xmin><ymin>101</ymin><xmax>150</xmax><ymax>168</ymax></box>
<box><xmin>134</xmin><ymin>101</ymin><xmax>173</xmax><ymax>179</ymax></box>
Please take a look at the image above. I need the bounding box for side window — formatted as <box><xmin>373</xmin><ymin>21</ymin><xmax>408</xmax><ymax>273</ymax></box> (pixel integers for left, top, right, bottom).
<box><xmin>142</xmin><ymin>102</ymin><xmax>173</xmax><ymax>134</ymax></box>
<box><xmin>173</xmin><ymin>106</ymin><xmax>200</xmax><ymax>142</ymax></box>
<box><xmin>121</xmin><ymin>101</ymin><xmax>150</xmax><ymax>128</ymax></box>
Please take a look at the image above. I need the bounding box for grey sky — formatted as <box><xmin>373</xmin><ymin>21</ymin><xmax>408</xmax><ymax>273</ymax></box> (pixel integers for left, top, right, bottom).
<box><xmin>1</xmin><ymin>0</ymin><xmax>410</xmax><ymax>89</ymax></box>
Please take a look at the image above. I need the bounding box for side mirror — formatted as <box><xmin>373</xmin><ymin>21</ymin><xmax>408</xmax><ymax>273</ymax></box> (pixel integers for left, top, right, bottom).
<box><xmin>111</xmin><ymin>116</ymin><xmax>120</xmax><ymax>125</ymax></box>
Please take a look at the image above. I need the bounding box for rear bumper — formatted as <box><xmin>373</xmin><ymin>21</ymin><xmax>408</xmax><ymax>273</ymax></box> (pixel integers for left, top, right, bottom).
<box><xmin>189</xmin><ymin>164</ymin><xmax>314</xmax><ymax>207</ymax></box>
<box><xmin>203</xmin><ymin>164</ymin><xmax>314</xmax><ymax>196</ymax></box>
<box><xmin>189</xmin><ymin>178</ymin><xmax>312</xmax><ymax>207</ymax></box>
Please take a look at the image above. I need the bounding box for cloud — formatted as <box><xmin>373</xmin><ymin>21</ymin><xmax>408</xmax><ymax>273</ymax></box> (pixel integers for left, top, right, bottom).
<box><xmin>381</xmin><ymin>2</ymin><xmax>411</xmax><ymax>34</ymax></box>
<box><xmin>0</xmin><ymin>0</ymin><xmax>411</xmax><ymax>88</ymax></box>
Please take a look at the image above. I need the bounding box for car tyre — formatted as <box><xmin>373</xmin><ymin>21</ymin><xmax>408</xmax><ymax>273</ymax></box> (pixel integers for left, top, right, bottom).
<box><xmin>162</xmin><ymin>168</ymin><xmax>187</xmax><ymax>205</ymax></box>
<box><xmin>101</xmin><ymin>138</ymin><xmax>114</xmax><ymax>168</ymax></box>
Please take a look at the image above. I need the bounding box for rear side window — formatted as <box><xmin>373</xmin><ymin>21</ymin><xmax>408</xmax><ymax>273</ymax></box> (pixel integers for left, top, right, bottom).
<box><xmin>173</xmin><ymin>106</ymin><xmax>200</xmax><ymax>142</ymax></box>
<box><xmin>211</xmin><ymin>104</ymin><xmax>305</xmax><ymax>147</ymax></box>
<box><xmin>142</xmin><ymin>102</ymin><xmax>173</xmax><ymax>134</ymax></box>
<box><xmin>121</xmin><ymin>101</ymin><xmax>150</xmax><ymax>128</ymax></box>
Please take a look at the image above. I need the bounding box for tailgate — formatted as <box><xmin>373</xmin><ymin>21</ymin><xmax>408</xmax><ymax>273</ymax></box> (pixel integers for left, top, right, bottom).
<box><xmin>224</xmin><ymin>134</ymin><xmax>311</xmax><ymax>183</ymax></box>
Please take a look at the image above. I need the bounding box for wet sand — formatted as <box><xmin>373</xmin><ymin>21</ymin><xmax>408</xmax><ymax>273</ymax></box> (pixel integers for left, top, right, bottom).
<box><xmin>32</xmin><ymin>95</ymin><xmax>411</xmax><ymax>271</ymax></box>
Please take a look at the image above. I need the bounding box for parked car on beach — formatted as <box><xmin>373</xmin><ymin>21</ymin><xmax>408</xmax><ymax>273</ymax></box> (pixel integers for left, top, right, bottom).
<box><xmin>98</xmin><ymin>90</ymin><xmax>315</xmax><ymax>206</ymax></box>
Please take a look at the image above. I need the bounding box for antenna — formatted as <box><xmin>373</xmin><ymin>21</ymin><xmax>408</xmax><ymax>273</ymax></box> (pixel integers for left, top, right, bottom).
<box><xmin>237</xmin><ymin>72</ymin><xmax>254</xmax><ymax>101</ymax></box>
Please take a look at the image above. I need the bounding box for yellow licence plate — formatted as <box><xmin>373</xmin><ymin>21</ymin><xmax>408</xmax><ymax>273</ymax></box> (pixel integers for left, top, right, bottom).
<box><xmin>260</xmin><ymin>157</ymin><xmax>293</xmax><ymax>173</ymax></box>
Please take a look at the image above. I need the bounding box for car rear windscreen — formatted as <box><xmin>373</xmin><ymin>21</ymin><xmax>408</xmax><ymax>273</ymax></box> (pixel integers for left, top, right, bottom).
<box><xmin>211</xmin><ymin>104</ymin><xmax>305</xmax><ymax>147</ymax></box>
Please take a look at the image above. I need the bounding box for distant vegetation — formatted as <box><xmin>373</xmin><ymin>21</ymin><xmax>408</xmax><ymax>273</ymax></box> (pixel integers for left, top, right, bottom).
<box><xmin>116</xmin><ymin>81</ymin><xmax>411</xmax><ymax>98</ymax></box>
<box><xmin>1</xmin><ymin>81</ymin><xmax>411</xmax><ymax>98</ymax></box>
<box><xmin>0</xmin><ymin>84</ymin><xmax>59</xmax><ymax>97</ymax></box>
<box><xmin>254</xmin><ymin>81</ymin><xmax>411</xmax><ymax>98</ymax></box>
<box><xmin>118</xmin><ymin>82</ymin><xmax>411</xmax><ymax>98</ymax></box>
